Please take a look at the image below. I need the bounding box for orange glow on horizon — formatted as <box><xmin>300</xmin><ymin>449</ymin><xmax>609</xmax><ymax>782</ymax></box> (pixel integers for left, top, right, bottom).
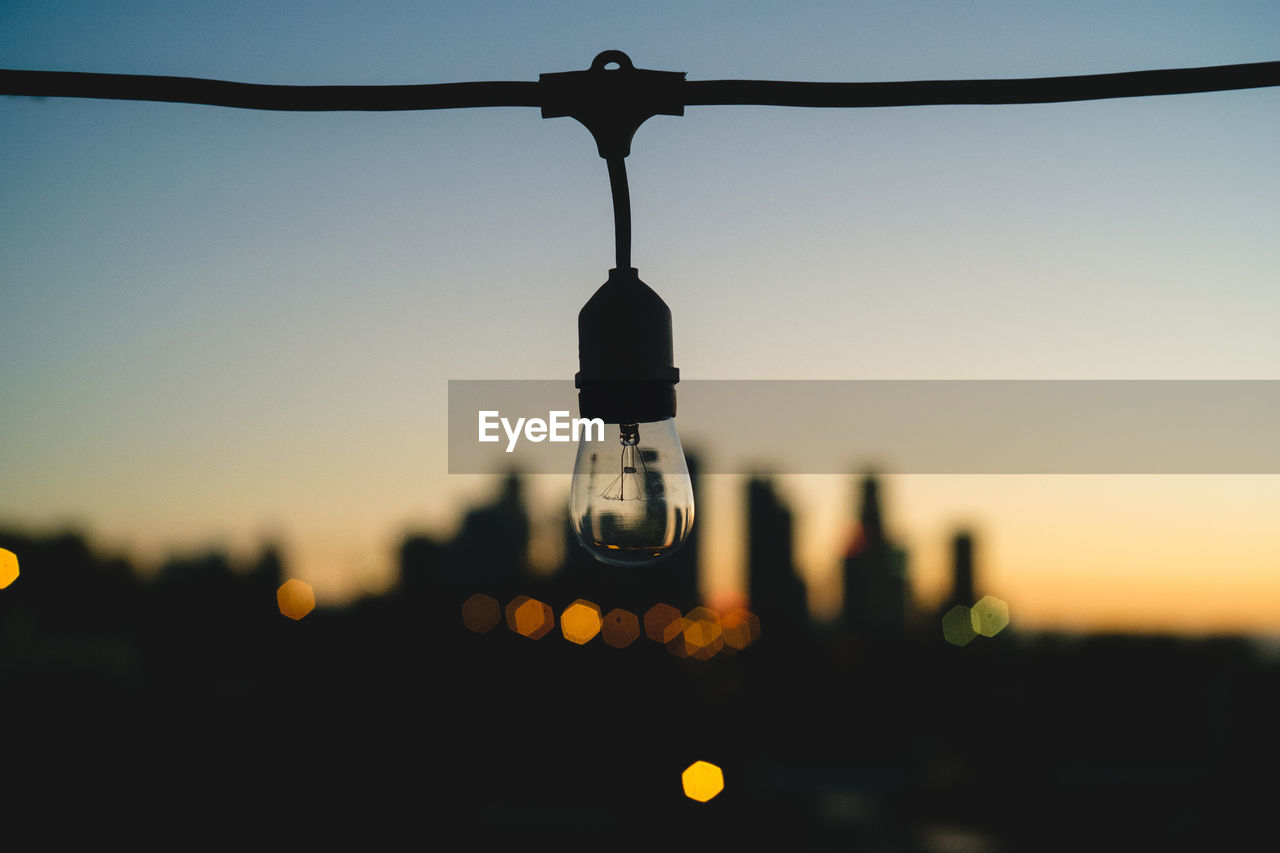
<box><xmin>708</xmin><ymin>589</ymin><xmax>747</xmax><ymax>615</ymax></box>
<box><xmin>30</xmin><ymin>474</ymin><xmax>1280</xmax><ymax>638</ymax></box>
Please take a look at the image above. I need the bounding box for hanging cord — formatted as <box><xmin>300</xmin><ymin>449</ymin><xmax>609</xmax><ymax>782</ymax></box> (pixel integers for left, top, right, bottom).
<box><xmin>607</xmin><ymin>156</ymin><xmax>631</xmax><ymax>271</ymax></box>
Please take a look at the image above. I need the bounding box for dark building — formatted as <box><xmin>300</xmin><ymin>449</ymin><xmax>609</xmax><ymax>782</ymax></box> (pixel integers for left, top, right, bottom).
<box><xmin>398</xmin><ymin>533</ymin><xmax>450</xmax><ymax>599</ymax></box>
<box><xmin>660</xmin><ymin>448</ymin><xmax>702</xmax><ymax>609</ymax></box>
<box><xmin>841</xmin><ymin>474</ymin><xmax>910</xmax><ymax>638</ymax></box>
<box><xmin>939</xmin><ymin>530</ymin><xmax>977</xmax><ymax>616</ymax></box>
<box><xmin>447</xmin><ymin>472</ymin><xmax>530</xmax><ymax>600</ymax></box>
<box><xmin>746</xmin><ymin>476</ymin><xmax>809</xmax><ymax>645</ymax></box>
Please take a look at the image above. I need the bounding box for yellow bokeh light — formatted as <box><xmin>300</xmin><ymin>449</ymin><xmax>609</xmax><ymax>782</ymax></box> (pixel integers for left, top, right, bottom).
<box><xmin>505</xmin><ymin>595</ymin><xmax>554</xmax><ymax>640</ymax></box>
<box><xmin>665</xmin><ymin>622</ymin><xmax>696</xmax><ymax>653</ymax></box>
<box><xmin>602</xmin><ymin>608</ymin><xmax>640</xmax><ymax>648</ymax></box>
<box><xmin>683</xmin><ymin>607</ymin><xmax>723</xmax><ymax>661</ymax></box>
<box><xmin>664</xmin><ymin>617</ymin><xmax>692</xmax><ymax>657</ymax></box>
<box><xmin>276</xmin><ymin>578</ymin><xmax>316</xmax><ymax>621</ymax></box>
<box><xmin>942</xmin><ymin>605</ymin><xmax>977</xmax><ymax>646</ymax></box>
<box><xmin>0</xmin><ymin>548</ymin><xmax>18</xmax><ymax>589</ymax></box>
<box><xmin>681</xmin><ymin>760</ymin><xmax>725</xmax><ymax>803</ymax></box>
<box><xmin>972</xmin><ymin>596</ymin><xmax>1010</xmax><ymax>637</ymax></box>
<box><xmin>560</xmin><ymin>599</ymin><xmax>602</xmax><ymax>645</ymax></box>
<box><xmin>461</xmin><ymin>593</ymin><xmax>502</xmax><ymax>634</ymax></box>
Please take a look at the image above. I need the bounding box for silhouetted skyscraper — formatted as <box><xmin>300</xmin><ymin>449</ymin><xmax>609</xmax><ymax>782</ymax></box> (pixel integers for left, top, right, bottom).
<box><xmin>842</xmin><ymin>474</ymin><xmax>910</xmax><ymax>639</ymax></box>
<box><xmin>450</xmin><ymin>472</ymin><xmax>530</xmax><ymax>598</ymax></box>
<box><xmin>399</xmin><ymin>533</ymin><xmax>449</xmax><ymax>598</ymax></box>
<box><xmin>746</xmin><ymin>476</ymin><xmax>808</xmax><ymax>644</ymax></box>
<box><xmin>940</xmin><ymin>530</ymin><xmax>976</xmax><ymax>615</ymax></box>
<box><xmin>662</xmin><ymin>449</ymin><xmax>702</xmax><ymax>608</ymax></box>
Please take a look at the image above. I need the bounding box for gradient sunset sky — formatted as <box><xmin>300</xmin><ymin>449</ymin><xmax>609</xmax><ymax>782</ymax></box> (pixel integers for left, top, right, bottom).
<box><xmin>2</xmin><ymin>2</ymin><xmax>1278</xmax><ymax>633</ymax></box>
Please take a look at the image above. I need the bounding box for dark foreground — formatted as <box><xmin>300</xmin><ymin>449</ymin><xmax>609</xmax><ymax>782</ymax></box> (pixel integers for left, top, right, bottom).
<box><xmin>2</xmin><ymin>529</ymin><xmax>1277</xmax><ymax>851</ymax></box>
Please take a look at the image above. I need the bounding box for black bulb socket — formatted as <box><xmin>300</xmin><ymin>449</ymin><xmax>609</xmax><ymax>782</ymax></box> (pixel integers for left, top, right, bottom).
<box><xmin>576</xmin><ymin>267</ymin><xmax>678</xmax><ymax>424</ymax></box>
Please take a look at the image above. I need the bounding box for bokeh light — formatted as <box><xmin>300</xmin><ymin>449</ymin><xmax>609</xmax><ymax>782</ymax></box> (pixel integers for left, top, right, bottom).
<box><xmin>0</xmin><ymin>548</ymin><xmax>18</xmax><ymax>589</ymax></box>
<box><xmin>972</xmin><ymin>596</ymin><xmax>1010</xmax><ymax>637</ymax></box>
<box><xmin>720</xmin><ymin>609</ymin><xmax>761</xmax><ymax>653</ymax></box>
<box><xmin>644</xmin><ymin>603</ymin><xmax>683</xmax><ymax>644</ymax></box>
<box><xmin>505</xmin><ymin>595</ymin><xmax>554</xmax><ymax>640</ymax></box>
<box><xmin>683</xmin><ymin>607</ymin><xmax>724</xmax><ymax>661</ymax></box>
<box><xmin>663</xmin><ymin>616</ymin><xmax>692</xmax><ymax>658</ymax></box>
<box><xmin>942</xmin><ymin>605</ymin><xmax>978</xmax><ymax>647</ymax></box>
<box><xmin>560</xmin><ymin>599</ymin><xmax>602</xmax><ymax>645</ymax></box>
<box><xmin>461</xmin><ymin>593</ymin><xmax>502</xmax><ymax>634</ymax></box>
<box><xmin>681</xmin><ymin>761</ymin><xmax>725</xmax><ymax>802</ymax></box>
<box><xmin>276</xmin><ymin>578</ymin><xmax>316</xmax><ymax>621</ymax></box>
<box><xmin>601</xmin><ymin>608</ymin><xmax>640</xmax><ymax>648</ymax></box>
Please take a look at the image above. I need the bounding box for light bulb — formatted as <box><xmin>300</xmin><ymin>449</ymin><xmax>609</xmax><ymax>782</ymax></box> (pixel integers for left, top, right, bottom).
<box><xmin>570</xmin><ymin>419</ymin><xmax>694</xmax><ymax>566</ymax></box>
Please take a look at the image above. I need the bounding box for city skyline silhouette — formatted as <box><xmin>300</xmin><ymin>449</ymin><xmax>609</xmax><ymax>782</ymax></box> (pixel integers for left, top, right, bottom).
<box><xmin>3</xmin><ymin>468</ymin><xmax>1278</xmax><ymax>848</ymax></box>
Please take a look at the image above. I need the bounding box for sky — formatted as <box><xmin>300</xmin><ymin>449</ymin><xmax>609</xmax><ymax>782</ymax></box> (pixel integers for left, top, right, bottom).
<box><xmin>2</xmin><ymin>1</ymin><xmax>1278</xmax><ymax>632</ymax></box>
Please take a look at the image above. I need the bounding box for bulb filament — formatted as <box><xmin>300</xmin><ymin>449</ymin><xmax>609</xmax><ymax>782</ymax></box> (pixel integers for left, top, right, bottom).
<box><xmin>602</xmin><ymin>423</ymin><xmax>651</xmax><ymax>501</ymax></box>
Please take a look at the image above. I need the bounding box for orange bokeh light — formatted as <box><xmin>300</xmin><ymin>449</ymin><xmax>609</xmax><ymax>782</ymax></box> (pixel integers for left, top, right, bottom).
<box><xmin>505</xmin><ymin>595</ymin><xmax>554</xmax><ymax>640</ymax></box>
<box><xmin>461</xmin><ymin>593</ymin><xmax>502</xmax><ymax>634</ymax></box>
<box><xmin>681</xmin><ymin>761</ymin><xmax>725</xmax><ymax>802</ymax></box>
<box><xmin>721</xmin><ymin>609</ymin><xmax>761</xmax><ymax>653</ymax></box>
<box><xmin>560</xmin><ymin>599</ymin><xmax>603</xmax><ymax>645</ymax></box>
<box><xmin>602</xmin><ymin>608</ymin><xmax>640</xmax><ymax>648</ymax></box>
<box><xmin>683</xmin><ymin>607</ymin><xmax>723</xmax><ymax>661</ymax></box>
<box><xmin>644</xmin><ymin>603</ymin><xmax>682</xmax><ymax>643</ymax></box>
<box><xmin>0</xmin><ymin>548</ymin><xmax>18</xmax><ymax>590</ymax></box>
<box><xmin>664</xmin><ymin>617</ymin><xmax>692</xmax><ymax>657</ymax></box>
<box><xmin>277</xmin><ymin>578</ymin><xmax>316</xmax><ymax>621</ymax></box>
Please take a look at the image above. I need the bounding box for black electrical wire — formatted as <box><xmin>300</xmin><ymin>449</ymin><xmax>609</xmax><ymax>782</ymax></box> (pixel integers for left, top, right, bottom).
<box><xmin>683</xmin><ymin>61</ymin><xmax>1280</xmax><ymax>107</ymax></box>
<box><xmin>606</xmin><ymin>156</ymin><xmax>631</xmax><ymax>271</ymax></box>
<box><xmin>0</xmin><ymin>69</ymin><xmax>541</xmax><ymax>111</ymax></box>
<box><xmin>2</xmin><ymin>61</ymin><xmax>1277</xmax><ymax>112</ymax></box>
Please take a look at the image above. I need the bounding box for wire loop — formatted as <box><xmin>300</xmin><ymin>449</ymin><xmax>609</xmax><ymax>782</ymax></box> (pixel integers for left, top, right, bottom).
<box><xmin>590</xmin><ymin>50</ymin><xmax>636</xmax><ymax>72</ymax></box>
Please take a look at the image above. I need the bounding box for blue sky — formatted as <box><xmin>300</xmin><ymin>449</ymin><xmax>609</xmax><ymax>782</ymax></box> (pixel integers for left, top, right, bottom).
<box><xmin>3</xmin><ymin>2</ymin><xmax>1279</xmax><ymax>628</ymax></box>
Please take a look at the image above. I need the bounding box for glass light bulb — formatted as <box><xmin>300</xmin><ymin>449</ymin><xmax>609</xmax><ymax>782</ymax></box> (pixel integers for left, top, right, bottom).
<box><xmin>570</xmin><ymin>419</ymin><xmax>695</xmax><ymax>566</ymax></box>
